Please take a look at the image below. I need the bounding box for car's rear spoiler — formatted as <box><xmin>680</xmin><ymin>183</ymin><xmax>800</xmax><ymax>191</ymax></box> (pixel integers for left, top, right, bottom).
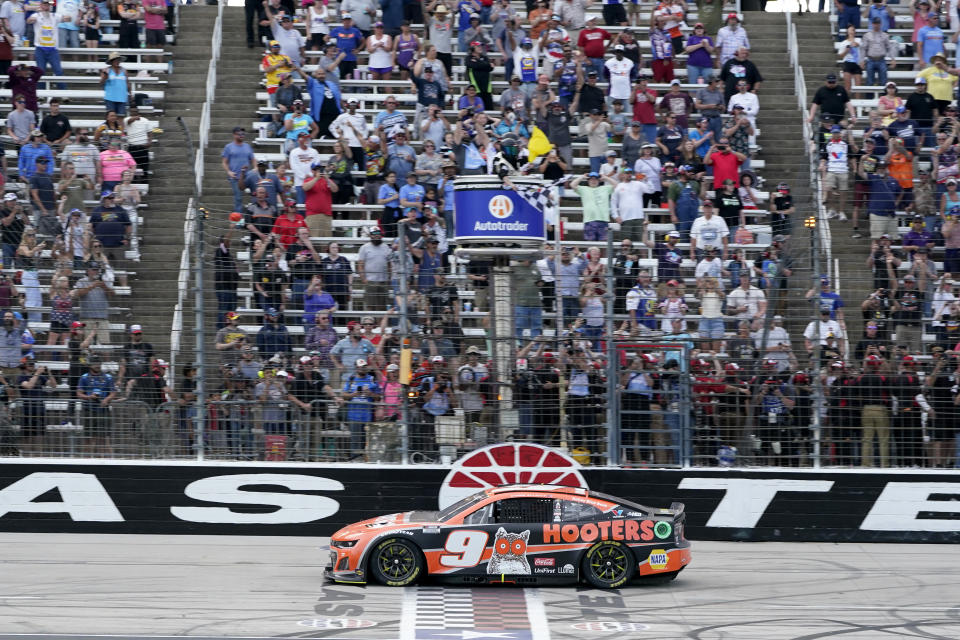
<box><xmin>669</xmin><ymin>502</ymin><xmax>685</xmax><ymax>517</ymax></box>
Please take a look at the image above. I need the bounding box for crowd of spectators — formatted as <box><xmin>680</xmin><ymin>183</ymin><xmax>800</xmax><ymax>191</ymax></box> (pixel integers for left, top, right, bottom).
<box><xmin>0</xmin><ymin>3</ymin><xmax>179</xmax><ymax>457</ymax></box>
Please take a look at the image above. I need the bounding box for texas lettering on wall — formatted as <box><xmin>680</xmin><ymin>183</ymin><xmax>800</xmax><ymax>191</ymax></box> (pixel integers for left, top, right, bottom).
<box><xmin>0</xmin><ymin>463</ymin><xmax>958</xmax><ymax>542</ymax></box>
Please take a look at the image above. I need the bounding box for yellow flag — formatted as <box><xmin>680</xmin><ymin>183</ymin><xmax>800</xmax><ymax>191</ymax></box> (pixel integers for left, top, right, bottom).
<box><xmin>527</xmin><ymin>126</ymin><xmax>553</xmax><ymax>163</ymax></box>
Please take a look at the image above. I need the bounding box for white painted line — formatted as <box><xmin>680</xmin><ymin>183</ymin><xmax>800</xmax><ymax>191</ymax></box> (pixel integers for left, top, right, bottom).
<box><xmin>399</xmin><ymin>585</ymin><xmax>418</xmax><ymax>640</ymax></box>
<box><xmin>524</xmin><ymin>588</ymin><xmax>551</xmax><ymax>640</ymax></box>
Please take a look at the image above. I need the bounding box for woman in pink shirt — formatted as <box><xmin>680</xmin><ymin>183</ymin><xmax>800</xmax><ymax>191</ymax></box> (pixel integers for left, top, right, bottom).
<box><xmin>99</xmin><ymin>138</ymin><xmax>137</xmax><ymax>191</ymax></box>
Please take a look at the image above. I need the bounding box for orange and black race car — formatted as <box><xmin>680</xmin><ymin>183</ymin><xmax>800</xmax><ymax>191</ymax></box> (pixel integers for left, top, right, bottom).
<box><xmin>326</xmin><ymin>484</ymin><xmax>690</xmax><ymax>588</ymax></box>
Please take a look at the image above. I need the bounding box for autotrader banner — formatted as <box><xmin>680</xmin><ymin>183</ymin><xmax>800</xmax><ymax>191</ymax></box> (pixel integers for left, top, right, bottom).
<box><xmin>0</xmin><ymin>460</ymin><xmax>958</xmax><ymax>542</ymax></box>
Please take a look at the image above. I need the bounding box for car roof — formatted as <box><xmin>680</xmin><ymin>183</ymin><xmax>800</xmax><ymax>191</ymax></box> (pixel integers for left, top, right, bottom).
<box><xmin>485</xmin><ymin>484</ymin><xmax>649</xmax><ymax>512</ymax></box>
<box><xmin>488</xmin><ymin>484</ymin><xmax>591</xmax><ymax>498</ymax></box>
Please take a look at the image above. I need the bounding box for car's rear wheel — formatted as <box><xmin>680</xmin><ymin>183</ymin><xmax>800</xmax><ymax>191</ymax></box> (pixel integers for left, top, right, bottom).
<box><xmin>581</xmin><ymin>541</ymin><xmax>635</xmax><ymax>589</ymax></box>
<box><xmin>369</xmin><ymin>537</ymin><xmax>424</xmax><ymax>587</ymax></box>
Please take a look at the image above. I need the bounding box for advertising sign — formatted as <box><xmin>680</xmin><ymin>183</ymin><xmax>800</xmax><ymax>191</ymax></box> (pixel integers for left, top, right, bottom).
<box><xmin>453</xmin><ymin>178</ymin><xmax>546</xmax><ymax>244</ymax></box>
<box><xmin>1</xmin><ymin>457</ymin><xmax>959</xmax><ymax>542</ymax></box>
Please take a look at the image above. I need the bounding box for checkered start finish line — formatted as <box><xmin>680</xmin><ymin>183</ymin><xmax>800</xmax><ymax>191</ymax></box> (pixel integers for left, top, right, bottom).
<box><xmin>401</xmin><ymin>586</ymin><xmax>550</xmax><ymax>640</ymax></box>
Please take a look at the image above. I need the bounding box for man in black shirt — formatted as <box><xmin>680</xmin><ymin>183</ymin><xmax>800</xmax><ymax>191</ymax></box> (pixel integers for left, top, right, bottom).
<box><xmin>0</xmin><ymin>194</ymin><xmax>26</xmax><ymax>268</ymax></box>
<box><xmin>125</xmin><ymin>358</ymin><xmax>171</xmax><ymax>409</ymax></box>
<box><xmin>892</xmin><ymin>274</ymin><xmax>925</xmax><ymax>352</ymax></box>
<box><xmin>287</xmin><ymin>356</ymin><xmax>335</xmax><ymax>459</ymax></box>
<box><xmin>572</xmin><ymin>70</ymin><xmax>606</xmax><ymax>120</ymax></box>
<box><xmin>537</xmin><ymin>101</ymin><xmax>574</xmax><ymax>165</ymax></box>
<box><xmin>426</xmin><ymin>273</ymin><xmax>459</xmax><ymax>319</ymax></box>
<box><xmin>244</xmin><ymin>188</ymin><xmax>277</xmax><ymax>242</ymax></box>
<box><xmin>853</xmin><ymin>321</ymin><xmax>890</xmax><ymax>363</ymax></box>
<box><xmin>411</xmin><ymin>65</ymin><xmax>445</xmax><ymax>110</ymax></box>
<box><xmin>29</xmin><ymin>157</ymin><xmax>56</xmax><ymax>232</ymax></box>
<box><xmin>119</xmin><ymin>325</ymin><xmax>155</xmax><ymax>383</ymax></box>
<box><xmin>905</xmin><ymin>77</ymin><xmax>938</xmax><ymax>148</ymax></box>
<box><xmin>215</xmin><ymin>232</ymin><xmax>240</xmax><ymax>329</ymax></box>
<box><xmin>39</xmin><ymin>98</ymin><xmax>71</xmax><ymax>148</ymax></box>
<box><xmin>807</xmin><ymin>73</ymin><xmax>854</xmax><ymax>125</ymax></box>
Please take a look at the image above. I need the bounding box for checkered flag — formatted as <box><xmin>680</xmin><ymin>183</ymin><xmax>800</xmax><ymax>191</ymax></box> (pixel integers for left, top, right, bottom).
<box><xmin>509</xmin><ymin>174</ymin><xmax>571</xmax><ymax>225</ymax></box>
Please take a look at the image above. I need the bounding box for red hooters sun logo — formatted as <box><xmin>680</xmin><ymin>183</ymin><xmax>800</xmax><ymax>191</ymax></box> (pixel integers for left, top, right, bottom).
<box><xmin>488</xmin><ymin>194</ymin><xmax>514</xmax><ymax>219</ymax></box>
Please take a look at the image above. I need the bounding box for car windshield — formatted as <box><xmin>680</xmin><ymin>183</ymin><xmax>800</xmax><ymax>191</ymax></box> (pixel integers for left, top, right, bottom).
<box><xmin>437</xmin><ymin>490</ymin><xmax>488</xmax><ymax>521</ymax></box>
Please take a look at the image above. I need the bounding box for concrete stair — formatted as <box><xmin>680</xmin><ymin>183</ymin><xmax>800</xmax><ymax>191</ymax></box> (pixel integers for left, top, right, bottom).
<box><xmin>742</xmin><ymin>12</ymin><xmax>822</xmax><ymax>341</ymax></box>
<box><xmin>795</xmin><ymin>12</ymin><xmax>874</xmax><ymax>343</ymax></box>
<box><xmin>126</xmin><ymin>4</ymin><xmax>218</xmax><ymax>362</ymax></box>
<box><xmin>198</xmin><ymin>7</ymin><xmax>271</xmax><ymax>332</ymax></box>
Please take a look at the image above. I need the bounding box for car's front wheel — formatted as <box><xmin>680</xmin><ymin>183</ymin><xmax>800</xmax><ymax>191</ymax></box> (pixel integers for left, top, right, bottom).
<box><xmin>369</xmin><ymin>538</ymin><xmax>425</xmax><ymax>587</ymax></box>
<box><xmin>581</xmin><ymin>541</ymin><xmax>635</xmax><ymax>589</ymax></box>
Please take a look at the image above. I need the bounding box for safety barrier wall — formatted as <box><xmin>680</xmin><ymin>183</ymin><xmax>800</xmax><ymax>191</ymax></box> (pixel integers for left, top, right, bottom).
<box><xmin>1</xmin><ymin>457</ymin><xmax>958</xmax><ymax>542</ymax></box>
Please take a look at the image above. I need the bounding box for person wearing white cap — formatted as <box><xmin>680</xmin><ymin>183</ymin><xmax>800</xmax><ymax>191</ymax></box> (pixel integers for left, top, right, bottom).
<box><xmin>577</xmin><ymin>15</ymin><xmax>610</xmax><ymax>78</ymax></box>
<box><xmin>605</xmin><ymin>44</ymin><xmax>634</xmax><ymax>102</ymax></box>
<box><xmin>254</xmin><ymin>369</ymin><xmax>291</xmax><ymax>450</ymax></box>
<box><xmin>288</xmin><ymin>354</ymin><xmax>336</xmax><ymax>452</ymax></box>
<box><xmin>329</xmin><ymin>97</ymin><xmax>369</xmax><ymax>169</ymax></box>
<box><xmin>119</xmin><ymin>323</ymin><xmax>154</xmax><ymax>382</ymax></box>
<box><xmin>338</xmin><ymin>357</ymin><xmax>380</xmax><ymax>459</ymax></box>
<box><xmin>262</xmin><ymin>2</ymin><xmax>307</xmax><ymax>65</ymax></box>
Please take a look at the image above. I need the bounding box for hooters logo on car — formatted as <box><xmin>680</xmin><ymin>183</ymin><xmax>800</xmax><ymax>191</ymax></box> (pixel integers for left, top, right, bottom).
<box><xmin>543</xmin><ymin>520</ymin><xmax>660</xmax><ymax>543</ymax></box>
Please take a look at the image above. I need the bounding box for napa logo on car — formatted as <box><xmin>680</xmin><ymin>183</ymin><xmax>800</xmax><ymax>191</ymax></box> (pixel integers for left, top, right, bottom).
<box><xmin>648</xmin><ymin>549</ymin><xmax>668</xmax><ymax>571</ymax></box>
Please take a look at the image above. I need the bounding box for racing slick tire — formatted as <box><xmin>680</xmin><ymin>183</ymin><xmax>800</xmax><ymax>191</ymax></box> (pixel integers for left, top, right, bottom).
<box><xmin>369</xmin><ymin>537</ymin><xmax>425</xmax><ymax>587</ymax></box>
<box><xmin>581</xmin><ymin>540</ymin><xmax>636</xmax><ymax>589</ymax></box>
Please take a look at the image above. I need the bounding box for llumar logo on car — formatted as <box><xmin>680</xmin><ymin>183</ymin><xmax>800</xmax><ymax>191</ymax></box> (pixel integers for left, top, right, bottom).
<box><xmin>542</xmin><ymin>520</ymin><xmax>660</xmax><ymax>543</ymax></box>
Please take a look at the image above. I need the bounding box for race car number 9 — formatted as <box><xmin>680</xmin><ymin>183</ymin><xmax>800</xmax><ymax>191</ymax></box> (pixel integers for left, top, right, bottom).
<box><xmin>440</xmin><ymin>530</ymin><xmax>489</xmax><ymax>567</ymax></box>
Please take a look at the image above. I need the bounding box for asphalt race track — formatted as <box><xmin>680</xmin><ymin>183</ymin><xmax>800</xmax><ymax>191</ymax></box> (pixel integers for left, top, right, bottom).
<box><xmin>1</xmin><ymin>534</ymin><xmax>960</xmax><ymax>639</ymax></box>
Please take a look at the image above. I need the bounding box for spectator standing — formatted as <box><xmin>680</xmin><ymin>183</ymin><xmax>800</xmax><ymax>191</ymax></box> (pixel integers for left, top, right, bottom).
<box><xmin>689</xmin><ymin>200</ymin><xmax>729</xmax><ymax>260</ymax></box>
<box><xmin>660</xmin><ymin>79</ymin><xmax>693</xmax><ymax>131</ymax></box>
<box><xmin>125</xmin><ymin>106</ymin><xmax>150</xmax><ymax>180</ymax></box>
<box><xmin>116</xmin><ymin>0</ymin><xmax>141</xmax><ymax>49</ymax></box>
<box><xmin>72</xmin><ymin>261</ymin><xmax>113</xmax><ymax>345</ymax></box>
<box><xmin>222</xmin><ymin>127</ymin><xmax>255</xmax><ymax>213</ymax></box>
<box><xmin>6</xmin><ymin>94</ymin><xmax>35</xmax><ymax>146</ymax></box>
<box><xmin>807</xmin><ymin>72</ymin><xmax>855</xmax><ymax>125</ymax></box>
<box><xmin>331</xmin><ymin>322</ymin><xmax>376</xmax><ymax>383</ymax></box>
<box><xmin>141</xmin><ymin>0</ymin><xmax>167</xmax><ymax>59</ymax></box>
<box><xmin>288</xmin><ymin>131</ymin><xmax>320</xmax><ymax>203</ymax></box>
<box><xmin>28</xmin><ymin>1</ymin><xmax>65</xmax><ymax>90</ymax></box>
<box><xmin>76</xmin><ymin>357</ymin><xmax>116</xmax><ymax>455</ymax></box>
<box><xmin>728</xmin><ymin>272</ymin><xmax>766</xmax><ymax>322</ymax></box>
<box><xmin>357</xmin><ymin>228</ymin><xmax>391</xmax><ymax>310</ymax></box>
<box><xmin>18</xmin><ymin>129</ymin><xmax>53</xmax><ymax>179</ymax></box>
<box><xmin>611</xmin><ymin>168</ymin><xmax>649</xmax><ymax>241</ymax></box>
<box><xmin>571</xmin><ymin>171</ymin><xmax>616</xmax><ymax>241</ymax></box>
<box><xmin>859</xmin><ymin>160</ymin><xmax>901</xmax><ymax>240</ymax></box>
<box><xmin>916</xmin><ymin>12</ymin><xmax>944</xmax><ymax>66</ymax></box>
<box><xmin>328</xmin><ymin>13</ymin><xmax>363</xmax><ymax>77</ymax></box>
<box><xmin>28</xmin><ymin>156</ymin><xmax>55</xmax><ymax>234</ymax></box>
<box><xmin>863</xmin><ymin>16</ymin><xmax>897</xmax><ymax>87</ymax></box>
<box><xmin>605</xmin><ymin>45</ymin><xmax>634</xmax><ymax>104</ymax></box>
<box><xmin>630</xmin><ymin>77</ymin><xmax>659</xmax><ymax>145</ymax></box>
<box><xmin>551</xmin><ymin>248</ymin><xmax>586</xmax><ymax>324</ymax></box>
<box><xmin>649</xmin><ymin>20</ymin><xmax>674</xmax><ymax>83</ymax></box>
<box><xmin>302</xmin><ymin>163</ymin><xmax>337</xmax><ymax>237</ymax></box>
<box><xmin>8</xmin><ymin>65</ymin><xmax>42</xmax><ymax>114</ymax></box>
<box><xmin>715</xmin><ymin>12</ymin><xmax>749</xmax><ymax>67</ymax></box>
<box><xmin>99</xmin><ymin>137</ymin><xmax>136</xmax><ymax>192</ymax></box>
<box><xmin>37</xmin><ymin>97</ymin><xmax>69</xmax><ymax>150</ymax></box>
<box><xmin>577</xmin><ymin>14</ymin><xmax>610</xmax><ymax>78</ymax></box>
<box><xmin>684</xmin><ymin>23</ymin><xmax>714</xmax><ymax>86</ymax></box>
<box><xmin>917</xmin><ymin>54</ymin><xmax>957</xmax><ymax>115</ymax></box>
<box><xmin>891</xmin><ymin>273</ymin><xmax>926</xmax><ymax>352</ymax></box>
<box><xmin>705</xmin><ymin>137</ymin><xmax>745</xmax><ymax>191</ymax></box>
<box><xmin>719</xmin><ymin>47</ymin><xmax>762</xmax><ymax>105</ymax></box>
<box><xmin>302</xmin><ymin>66</ymin><xmax>343</xmax><ymax>139</ymax></box>
<box><xmin>270</xmin><ymin>200</ymin><xmax>307</xmax><ymax>248</ymax></box>
<box><xmin>339</xmin><ymin>358</ymin><xmax>380</xmax><ymax>460</ymax></box>
<box><xmin>667</xmin><ymin>165</ymin><xmax>701</xmax><ymax>240</ymax></box>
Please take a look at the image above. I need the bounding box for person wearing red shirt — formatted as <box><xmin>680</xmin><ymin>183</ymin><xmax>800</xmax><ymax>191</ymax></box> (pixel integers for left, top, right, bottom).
<box><xmin>303</xmin><ymin>163</ymin><xmax>339</xmax><ymax>239</ymax></box>
<box><xmin>630</xmin><ymin>77</ymin><xmax>658</xmax><ymax>145</ymax></box>
<box><xmin>271</xmin><ymin>200</ymin><xmax>308</xmax><ymax>248</ymax></box>
<box><xmin>577</xmin><ymin>15</ymin><xmax>611</xmax><ymax>78</ymax></box>
<box><xmin>704</xmin><ymin>137</ymin><xmax>746</xmax><ymax>190</ymax></box>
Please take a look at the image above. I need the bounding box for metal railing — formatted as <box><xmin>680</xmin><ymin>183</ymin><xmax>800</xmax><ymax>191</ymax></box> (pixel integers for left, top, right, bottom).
<box><xmin>194</xmin><ymin>0</ymin><xmax>224</xmax><ymax>198</ymax></box>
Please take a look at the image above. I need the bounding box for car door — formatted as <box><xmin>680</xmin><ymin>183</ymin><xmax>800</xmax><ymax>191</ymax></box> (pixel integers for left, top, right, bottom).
<box><xmin>438</xmin><ymin>497</ymin><xmax>552</xmax><ymax>577</ymax></box>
